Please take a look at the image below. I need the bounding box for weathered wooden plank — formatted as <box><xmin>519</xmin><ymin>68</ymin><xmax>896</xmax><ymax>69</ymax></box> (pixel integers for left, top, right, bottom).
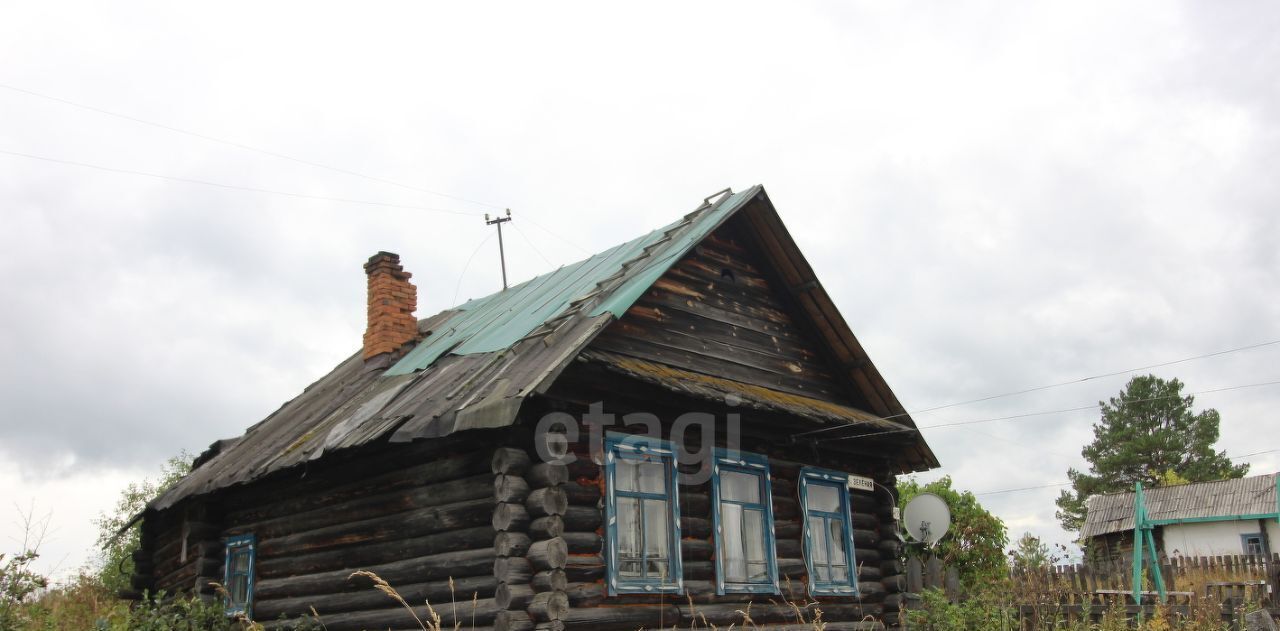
<box><xmin>494</xmin><ymin>556</ymin><xmax>534</xmax><ymax>585</ymax></box>
<box><xmin>254</xmin><ymin>574</ymin><xmax>498</xmax><ymax>621</ymax></box>
<box><xmin>528</xmin><ymin>538</ymin><xmax>569</xmax><ymax>571</ymax></box>
<box><xmin>527</xmin><ymin>462</ymin><xmax>570</xmax><ymax>488</ymax></box>
<box><xmin>495</xmin><ymin>532</ymin><xmax>532</xmax><ymax>558</ymax></box>
<box><xmin>254</xmin><ymin>548</ymin><xmax>495</xmax><ymax>600</ymax></box>
<box><xmin>310</xmin><ymin>598</ymin><xmax>500</xmax><ymax>631</ymax></box>
<box><xmin>495</xmin><ymin>475</ymin><xmax>532</xmax><ymax>504</ymax></box>
<box><xmin>235</xmin><ymin>474</ymin><xmax>493</xmax><ymax>542</ymax></box>
<box><xmin>255</xmin><ymin>524</ymin><xmax>494</xmax><ymax>579</ymax></box>
<box><xmin>495</xmin><ymin>609</ymin><xmax>535</xmax><ymax>631</ymax></box>
<box><xmin>531</xmin><ymin>570</ymin><xmax>567</xmax><ymax>592</ymax></box>
<box><xmin>495</xmin><ymin>583</ymin><xmax>535</xmax><ymax>610</ymax></box>
<box><xmin>224</xmin><ymin>448</ymin><xmax>491</xmax><ymax>525</ymax></box>
<box><xmin>527</xmin><ymin>590</ymin><xmax>569</xmax><ymax>622</ymax></box>
<box><xmin>492</xmin><ymin>448</ymin><xmax>532</xmax><ymax>475</ymax></box>
<box><xmin>494</xmin><ymin>503</ymin><xmax>532</xmax><ymax>532</ymax></box>
<box><xmin>558</xmin><ymin>605</ymin><xmax>678</xmax><ymax>631</ymax></box>
<box><xmin>256</xmin><ymin>497</ymin><xmax>495</xmax><ymax>557</ymax></box>
<box><xmin>526</xmin><ymin>488</ymin><xmax>568</xmax><ymax>518</ymax></box>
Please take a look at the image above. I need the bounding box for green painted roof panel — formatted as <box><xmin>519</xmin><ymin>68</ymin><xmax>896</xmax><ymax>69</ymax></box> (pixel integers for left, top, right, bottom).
<box><xmin>589</xmin><ymin>188</ymin><xmax>754</xmax><ymax>318</ymax></box>
<box><xmin>385</xmin><ymin>187</ymin><xmax>758</xmax><ymax>377</ymax></box>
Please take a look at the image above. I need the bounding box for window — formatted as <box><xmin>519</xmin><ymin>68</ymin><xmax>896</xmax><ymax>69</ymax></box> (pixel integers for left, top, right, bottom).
<box><xmin>223</xmin><ymin>534</ymin><xmax>256</xmax><ymax>617</ymax></box>
<box><xmin>604</xmin><ymin>434</ymin><xmax>683</xmax><ymax>594</ymax></box>
<box><xmin>799</xmin><ymin>468</ymin><xmax>858</xmax><ymax>595</ymax></box>
<box><xmin>712</xmin><ymin>449</ymin><xmax>779</xmax><ymax>594</ymax></box>
<box><xmin>1242</xmin><ymin>533</ymin><xmax>1266</xmax><ymax>556</ymax></box>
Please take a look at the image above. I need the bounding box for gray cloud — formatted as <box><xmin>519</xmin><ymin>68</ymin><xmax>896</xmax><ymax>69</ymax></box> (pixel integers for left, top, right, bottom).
<box><xmin>1</xmin><ymin>0</ymin><xmax>1278</xmax><ymax>568</ymax></box>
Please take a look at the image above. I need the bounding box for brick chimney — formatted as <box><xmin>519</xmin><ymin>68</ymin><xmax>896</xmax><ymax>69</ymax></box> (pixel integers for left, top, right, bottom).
<box><xmin>363</xmin><ymin>251</ymin><xmax>419</xmax><ymax>360</ymax></box>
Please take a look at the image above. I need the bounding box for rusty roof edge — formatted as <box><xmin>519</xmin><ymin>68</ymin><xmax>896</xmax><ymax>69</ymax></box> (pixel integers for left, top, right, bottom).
<box><xmin>581</xmin><ymin>349</ymin><xmax>908</xmax><ymax>426</ymax></box>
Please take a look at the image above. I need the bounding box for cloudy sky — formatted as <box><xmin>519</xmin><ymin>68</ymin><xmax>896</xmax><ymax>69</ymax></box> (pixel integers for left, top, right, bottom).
<box><xmin>2</xmin><ymin>1</ymin><xmax>1278</xmax><ymax>577</ymax></box>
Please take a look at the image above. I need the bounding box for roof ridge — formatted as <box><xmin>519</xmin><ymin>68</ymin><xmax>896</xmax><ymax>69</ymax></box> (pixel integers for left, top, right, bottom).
<box><xmin>1091</xmin><ymin>471</ymin><xmax>1279</xmax><ymax>500</ymax></box>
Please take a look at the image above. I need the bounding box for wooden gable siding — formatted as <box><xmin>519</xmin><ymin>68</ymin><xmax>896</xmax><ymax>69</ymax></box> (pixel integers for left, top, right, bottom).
<box><xmin>589</xmin><ymin>218</ymin><xmax>868</xmax><ymax>409</ymax></box>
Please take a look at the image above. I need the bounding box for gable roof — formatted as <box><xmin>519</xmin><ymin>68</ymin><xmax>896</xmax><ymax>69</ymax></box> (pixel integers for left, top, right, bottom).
<box><xmin>1080</xmin><ymin>473</ymin><xmax>1280</xmax><ymax>539</ymax></box>
<box><xmin>151</xmin><ymin>186</ymin><xmax>937</xmax><ymax>511</ymax></box>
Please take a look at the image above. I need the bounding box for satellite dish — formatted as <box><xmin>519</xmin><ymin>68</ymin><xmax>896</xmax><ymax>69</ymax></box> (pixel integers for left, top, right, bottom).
<box><xmin>902</xmin><ymin>493</ymin><xmax>951</xmax><ymax>546</ymax></box>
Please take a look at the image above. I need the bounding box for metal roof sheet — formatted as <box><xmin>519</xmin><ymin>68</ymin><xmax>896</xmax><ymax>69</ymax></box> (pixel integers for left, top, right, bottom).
<box><xmin>151</xmin><ymin>189</ymin><xmax>756</xmax><ymax>510</ymax></box>
<box><xmin>148</xmin><ymin>184</ymin><xmax>938</xmax><ymax>512</ymax></box>
<box><xmin>1080</xmin><ymin>473</ymin><xmax>1280</xmax><ymax>539</ymax></box>
<box><xmin>385</xmin><ymin>189</ymin><xmax>753</xmax><ymax>376</ymax></box>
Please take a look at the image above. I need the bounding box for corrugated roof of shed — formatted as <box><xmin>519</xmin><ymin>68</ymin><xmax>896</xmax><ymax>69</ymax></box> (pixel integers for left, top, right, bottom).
<box><xmin>1080</xmin><ymin>473</ymin><xmax>1280</xmax><ymax>539</ymax></box>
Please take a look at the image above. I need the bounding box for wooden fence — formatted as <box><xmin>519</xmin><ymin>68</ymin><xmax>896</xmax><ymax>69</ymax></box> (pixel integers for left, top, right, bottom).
<box><xmin>903</xmin><ymin>553</ymin><xmax>1280</xmax><ymax>628</ymax></box>
<box><xmin>1034</xmin><ymin>553</ymin><xmax>1280</xmax><ymax>603</ymax></box>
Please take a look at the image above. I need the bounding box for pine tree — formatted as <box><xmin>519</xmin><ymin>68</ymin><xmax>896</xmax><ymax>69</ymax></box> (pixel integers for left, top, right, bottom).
<box><xmin>1055</xmin><ymin>374</ymin><xmax>1247</xmax><ymax>533</ymax></box>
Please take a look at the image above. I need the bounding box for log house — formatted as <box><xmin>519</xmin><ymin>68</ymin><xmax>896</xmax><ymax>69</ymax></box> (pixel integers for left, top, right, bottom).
<box><xmin>131</xmin><ymin>186</ymin><xmax>939</xmax><ymax>630</ymax></box>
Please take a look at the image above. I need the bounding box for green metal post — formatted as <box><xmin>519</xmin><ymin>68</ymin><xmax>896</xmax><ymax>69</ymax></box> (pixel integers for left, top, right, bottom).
<box><xmin>1132</xmin><ymin>481</ymin><xmax>1145</xmax><ymax>604</ymax></box>
<box><xmin>1145</xmin><ymin>526</ymin><xmax>1167</xmax><ymax>602</ymax></box>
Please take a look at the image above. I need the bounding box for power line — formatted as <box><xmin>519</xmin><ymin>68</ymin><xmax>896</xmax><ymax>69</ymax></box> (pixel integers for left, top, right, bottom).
<box><xmin>510</xmin><ymin>220</ymin><xmax>555</xmax><ymax>268</ymax></box>
<box><xmin>520</xmin><ymin>214</ymin><xmax>592</xmax><ymax>255</ymax></box>
<box><xmin>793</xmin><ymin>338</ymin><xmax>1280</xmax><ymax>440</ymax></box>
<box><xmin>452</xmin><ymin>231</ymin><xmax>497</xmax><ymax>305</ymax></box>
<box><xmin>0</xmin><ymin>82</ymin><xmax>591</xmax><ymax>256</ymax></box>
<box><xmin>973</xmin><ymin>449</ymin><xmax>1280</xmax><ymax>497</ymax></box>
<box><xmin>0</xmin><ymin>82</ymin><xmax>505</xmax><ymax>211</ymax></box>
<box><xmin>1231</xmin><ymin>448</ymin><xmax>1280</xmax><ymax>460</ymax></box>
<box><xmin>831</xmin><ymin>379</ymin><xmax>1280</xmax><ymax>442</ymax></box>
<box><xmin>976</xmin><ymin>482</ymin><xmax>1072</xmax><ymax>496</ymax></box>
<box><xmin>0</xmin><ymin>149</ymin><xmax>483</xmax><ymax>216</ymax></box>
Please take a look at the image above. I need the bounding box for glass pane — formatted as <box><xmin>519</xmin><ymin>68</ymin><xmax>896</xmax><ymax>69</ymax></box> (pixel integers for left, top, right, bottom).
<box><xmin>830</xmin><ymin>564</ymin><xmax>848</xmax><ymax>583</ymax></box>
<box><xmin>744</xmin><ymin>510</ymin><xmax>766</xmax><ymax>563</ymax></box>
<box><xmin>808</xmin><ymin>516</ymin><xmax>828</xmax><ymax>568</ymax></box>
<box><xmin>806</xmin><ymin>483</ymin><xmax>840</xmax><ymax>512</ymax></box>
<box><xmin>828</xmin><ymin>519</ymin><xmax>847</xmax><ymax>565</ymax></box>
<box><xmin>616</xmin><ymin>459</ymin><xmax>638</xmax><ymax>492</ymax></box>
<box><xmin>647</xmin><ymin>559</ymin><xmax>670</xmax><ymax>580</ymax></box>
<box><xmin>230</xmin><ymin>550</ymin><xmax>248</xmax><ymax>573</ymax></box>
<box><xmin>643</xmin><ymin>499</ymin><xmax>670</xmax><ymax>560</ymax></box>
<box><xmin>229</xmin><ymin>575</ymin><xmax>247</xmax><ymax>604</ymax></box>
<box><xmin>721</xmin><ymin>502</ymin><xmax>746</xmax><ymax>582</ymax></box>
<box><xmin>638</xmin><ymin>461</ymin><xmax>666</xmax><ymax>494</ymax></box>
<box><xmin>721</xmin><ymin>470</ymin><xmax>760</xmax><ymax>503</ymax></box>
<box><xmin>813</xmin><ymin>564</ymin><xmax>828</xmax><ymax>582</ymax></box>
<box><xmin>743</xmin><ymin>509</ymin><xmax>767</xmax><ymax>581</ymax></box>
<box><xmin>617</xmin><ymin>497</ymin><xmax>641</xmax><ymax>577</ymax></box>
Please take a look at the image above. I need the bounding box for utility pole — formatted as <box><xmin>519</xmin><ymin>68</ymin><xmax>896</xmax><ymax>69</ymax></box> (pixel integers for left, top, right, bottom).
<box><xmin>485</xmin><ymin>209</ymin><xmax>512</xmax><ymax>290</ymax></box>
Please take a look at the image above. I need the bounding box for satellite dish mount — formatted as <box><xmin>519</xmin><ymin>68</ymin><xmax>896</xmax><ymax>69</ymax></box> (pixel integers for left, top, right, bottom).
<box><xmin>902</xmin><ymin>493</ymin><xmax>952</xmax><ymax>549</ymax></box>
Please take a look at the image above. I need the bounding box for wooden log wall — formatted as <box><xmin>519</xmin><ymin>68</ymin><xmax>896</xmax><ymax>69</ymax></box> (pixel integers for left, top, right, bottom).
<box><xmin>511</xmin><ymin>421</ymin><xmax>904</xmax><ymax>631</ymax></box>
<box><xmin>144</xmin><ymin>501</ymin><xmax>221</xmax><ymax>601</ymax></box>
<box><xmin>142</xmin><ymin>437</ymin><xmax>507</xmax><ymax>630</ymax></box>
<box><xmin>493</xmin><ymin>447</ymin><xmax>536</xmax><ymax>631</ymax></box>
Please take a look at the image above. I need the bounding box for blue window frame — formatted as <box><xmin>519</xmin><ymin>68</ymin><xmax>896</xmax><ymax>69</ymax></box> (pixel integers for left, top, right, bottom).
<box><xmin>711</xmin><ymin>449</ymin><xmax>779</xmax><ymax>594</ymax></box>
<box><xmin>604</xmin><ymin>433</ymin><xmax>683</xmax><ymax>594</ymax></box>
<box><xmin>223</xmin><ymin>534</ymin><xmax>256</xmax><ymax>617</ymax></box>
<box><xmin>799</xmin><ymin>467</ymin><xmax>858</xmax><ymax>595</ymax></box>
<box><xmin>1242</xmin><ymin>533</ymin><xmax>1266</xmax><ymax>556</ymax></box>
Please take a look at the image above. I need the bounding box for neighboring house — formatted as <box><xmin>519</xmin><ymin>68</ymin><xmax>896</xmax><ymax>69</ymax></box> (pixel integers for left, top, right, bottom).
<box><xmin>1081</xmin><ymin>473</ymin><xmax>1280</xmax><ymax>565</ymax></box>
<box><xmin>130</xmin><ymin>186</ymin><xmax>938</xmax><ymax>631</ymax></box>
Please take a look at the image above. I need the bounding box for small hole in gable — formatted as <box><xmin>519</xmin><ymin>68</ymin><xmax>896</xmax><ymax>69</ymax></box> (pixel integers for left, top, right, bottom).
<box><xmin>720</xmin><ymin>268</ymin><xmax>737</xmax><ymax>284</ymax></box>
